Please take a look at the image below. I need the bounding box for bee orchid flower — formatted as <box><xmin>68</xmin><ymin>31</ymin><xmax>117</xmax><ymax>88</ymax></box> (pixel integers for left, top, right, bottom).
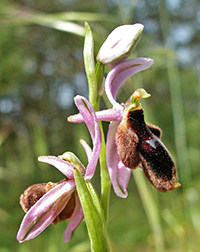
<box><xmin>17</xmin><ymin>95</ymin><xmax>101</xmax><ymax>243</ymax></box>
<box><xmin>68</xmin><ymin>57</ymin><xmax>181</xmax><ymax>198</ymax></box>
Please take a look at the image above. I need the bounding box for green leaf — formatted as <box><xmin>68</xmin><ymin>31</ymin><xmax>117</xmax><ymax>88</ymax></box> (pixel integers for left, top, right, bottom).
<box><xmin>74</xmin><ymin>169</ymin><xmax>110</xmax><ymax>252</ymax></box>
<box><xmin>1</xmin><ymin>6</ymin><xmax>85</xmax><ymax>36</ymax></box>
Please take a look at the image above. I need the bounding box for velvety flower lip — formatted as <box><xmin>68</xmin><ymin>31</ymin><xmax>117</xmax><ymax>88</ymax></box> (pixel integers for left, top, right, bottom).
<box><xmin>17</xmin><ymin>95</ymin><xmax>101</xmax><ymax>243</ymax></box>
<box><xmin>105</xmin><ymin>87</ymin><xmax>180</xmax><ymax>196</ymax></box>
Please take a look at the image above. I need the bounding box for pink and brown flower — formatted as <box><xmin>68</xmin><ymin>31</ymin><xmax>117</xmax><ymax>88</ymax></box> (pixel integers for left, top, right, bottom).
<box><xmin>17</xmin><ymin>95</ymin><xmax>101</xmax><ymax>243</ymax></box>
<box><xmin>69</xmin><ymin>58</ymin><xmax>181</xmax><ymax>198</ymax></box>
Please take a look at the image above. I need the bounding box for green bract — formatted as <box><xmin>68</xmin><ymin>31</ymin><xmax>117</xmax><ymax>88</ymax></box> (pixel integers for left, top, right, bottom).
<box><xmin>74</xmin><ymin>169</ymin><xmax>110</xmax><ymax>252</ymax></box>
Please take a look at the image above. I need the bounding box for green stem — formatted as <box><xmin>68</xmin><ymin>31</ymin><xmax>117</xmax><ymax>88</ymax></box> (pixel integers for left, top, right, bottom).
<box><xmin>99</xmin><ymin>122</ymin><xmax>111</xmax><ymax>222</ymax></box>
<box><xmin>91</xmin><ymin>96</ymin><xmax>111</xmax><ymax>222</ymax></box>
<box><xmin>94</xmin><ymin>63</ymin><xmax>110</xmax><ymax>223</ymax></box>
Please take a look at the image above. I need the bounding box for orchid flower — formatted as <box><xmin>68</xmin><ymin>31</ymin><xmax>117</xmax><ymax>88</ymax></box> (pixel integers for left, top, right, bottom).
<box><xmin>68</xmin><ymin>57</ymin><xmax>181</xmax><ymax>198</ymax></box>
<box><xmin>17</xmin><ymin>95</ymin><xmax>101</xmax><ymax>243</ymax></box>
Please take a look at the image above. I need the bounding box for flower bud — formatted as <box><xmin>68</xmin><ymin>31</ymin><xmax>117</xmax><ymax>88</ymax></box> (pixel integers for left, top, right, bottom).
<box><xmin>97</xmin><ymin>23</ymin><xmax>144</xmax><ymax>67</ymax></box>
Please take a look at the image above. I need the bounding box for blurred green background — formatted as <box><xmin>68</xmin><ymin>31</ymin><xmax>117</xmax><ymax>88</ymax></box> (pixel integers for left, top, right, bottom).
<box><xmin>0</xmin><ymin>0</ymin><xmax>199</xmax><ymax>251</ymax></box>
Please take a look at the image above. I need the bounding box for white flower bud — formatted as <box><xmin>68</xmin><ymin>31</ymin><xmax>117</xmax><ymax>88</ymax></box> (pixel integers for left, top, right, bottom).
<box><xmin>97</xmin><ymin>23</ymin><xmax>144</xmax><ymax>67</ymax></box>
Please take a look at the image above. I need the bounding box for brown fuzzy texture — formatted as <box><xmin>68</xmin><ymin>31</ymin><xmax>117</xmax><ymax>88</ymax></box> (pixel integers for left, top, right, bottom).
<box><xmin>116</xmin><ymin>119</ymin><xmax>141</xmax><ymax>169</ymax></box>
<box><xmin>20</xmin><ymin>182</ymin><xmax>57</xmax><ymax>213</ymax></box>
<box><xmin>146</xmin><ymin>123</ymin><xmax>162</xmax><ymax>138</ymax></box>
<box><xmin>140</xmin><ymin>153</ymin><xmax>178</xmax><ymax>192</ymax></box>
<box><xmin>116</xmin><ymin>109</ymin><xmax>180</xmax><ymax>192</ymax></box>
<box><xmin>20</xmin><ymin>179</ymin><xmax>77</xmax><ymax>224</ymax></box>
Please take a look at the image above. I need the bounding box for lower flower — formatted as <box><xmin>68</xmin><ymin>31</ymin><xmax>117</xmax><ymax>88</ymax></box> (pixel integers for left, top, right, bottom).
<box><xmin>17</xmin><ymin>95</ymin><xmax>101</xmax><ymax>243</ymax></box>
<box><xmin>17</xmin><ymin>176</ymin><xmax>82</xmax><ymax>242</ymax></box>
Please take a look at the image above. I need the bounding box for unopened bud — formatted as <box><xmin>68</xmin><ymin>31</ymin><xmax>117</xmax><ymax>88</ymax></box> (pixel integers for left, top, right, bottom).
<box><xmin>97</xmin><ymin>23</ymin><xmax>144</xmax><ymax>67</ymax></box>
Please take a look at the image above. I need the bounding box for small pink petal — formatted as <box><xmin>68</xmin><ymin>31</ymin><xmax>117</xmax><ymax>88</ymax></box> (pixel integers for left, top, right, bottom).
<box><xmin>68</xmin><ymin>113</ymin><xmax>85</xmax><ymax>123</ymax></box>
<box><xmin>64</xmin><ymin>193</ymin><xmax>84</xmax><ymax>242</ymax></box>
<box><xmin>95</xmin><ymin>108</ymin><xmax>122</xmax><ymax>121</ymax></box>
<box><xmin>68</xmin><ymin>108</ymin><xmax>122</xmax><ymax>123</ymax></box>
<box><xmin>74</xmin><ymin>95</ymin><xmax>97</xmax><ymax>141</ymax></box>
<box><xmin>105</xmin><ymin>57</ymin><xmax>154</xmax><ymax>108</ymax></box>
<box><xmin>17</xmin><ymin>180</ymin><xmax>76</xmax><ymax>243</ymax></box>
<box><xmin>84</xmin><ymin>115</ymin><xmax>101</xmax><ymax>180</ymax></box>
<box><xmin>117</xmin><ymin>160</ymin><xmax>131</xmax><ymax>195</ymax></box>
<box><xmin>80</xmin><ymin>139</ymin><xmax>92</xmax><ymax>162</ymax></box>
<box><xmin>106</xmin><ymin>121</ymin><xmax>130</xmax><ymax>198</ymax></box>
<box><xmin>38</xmin><ymin>156</ymin><xmax>75</xmax><ymax>179</ymax></box>
<box><xmin>73</xmin><ymin>96</ymin><xmax>101</xmax><ymax>180</ymax></box>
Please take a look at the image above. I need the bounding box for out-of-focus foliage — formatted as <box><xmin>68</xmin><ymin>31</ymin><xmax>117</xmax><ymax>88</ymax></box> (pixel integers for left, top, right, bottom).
<box><xmin>0</xmin><ymin>0</ymin><xmax>199</xmax><ymax>251</ymax></box>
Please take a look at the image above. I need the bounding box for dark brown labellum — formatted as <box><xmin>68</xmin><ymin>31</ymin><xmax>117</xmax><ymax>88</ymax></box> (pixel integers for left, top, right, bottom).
<box><xmin>116</xmin><ymin>108</ymin><xmax>180</xmax><ymax>192</ymax></box>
